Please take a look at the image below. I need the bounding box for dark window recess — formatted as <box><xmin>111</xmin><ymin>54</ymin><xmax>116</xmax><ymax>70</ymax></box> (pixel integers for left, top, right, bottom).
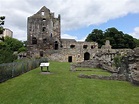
<box><xmin>70</xmin><ymin>45</ymin><xmax>75</xmax><ymax>48</ymax></box>
<box><xmin>68</xmin><ymin>56</ymin><xmax>72</xmax><ymax>62</ymax></box>
<box><xmin>32</xmin><ymin>37</ymin><xmax>37</xmax><ymax>44</ymax></box>
<box><xmin>42</xmin><ymin>18</ymin><xmax>46</xmax><ymax>21</ymax></box>
<box><xmin>84</xmin><ymin>52</ymin><xmax>90</xmax><ymax>60</ymax></box>
<box><xmin>91</xmin><ymin>45</ymin><xmax>94</xmax><ymax>49</ymax></box>
<box><xmin>50</xmin><ymin>33</ymin><xmax>52</xmax><ymax>37</ymax></box>
<box><xmin>60</xmin><ymin>45</ymin><xmax>63</xmax><ymax>48</ymax></box>
<box><xmin>54</xmin><ymin>41</ymin><xmax>58</xmax><ymax>50</ymax></box>
<box><xmin>40</xmin><ymin>51</ymin><xmax>43</xmax><ymax>57</ymax></box>
<box><xmin>42</xmin><ymin>27</ymin><xmax>46</xmax><ymax>32</ymax></box>
<box><xmin>43</xmin><ymin>38</ymin><xmax>47</xmax><ymax>43</ymax></box>
<box><xmin>83</xmin><ymin>45</ymin><xmax>88</xmax><ymax>49</ymax></box>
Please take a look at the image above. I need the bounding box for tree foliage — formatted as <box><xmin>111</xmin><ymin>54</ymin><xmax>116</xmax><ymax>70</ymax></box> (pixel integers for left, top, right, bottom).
<box><xmin>85</xmin><ymin>27</ymin><xmax>136</xmax><ymax>49</ymax></box>
<box><xmin>0</xmin><ymin>41</ymin><xmax>17</xmax><ymax>64</ymax></box>
<box><xmin>4</xmin><ymin>36</ymin><xmax>23</xmax><ymax>52</ymax></box>
<box><xmin>134</xmin><ymin>38</ymin><xmax>139</xmax><ymax>47</ymax></box>
<box><xmin>0</xmin><ymin>37</ymin><xmax>26</xmax><ymax>64</ymax></box>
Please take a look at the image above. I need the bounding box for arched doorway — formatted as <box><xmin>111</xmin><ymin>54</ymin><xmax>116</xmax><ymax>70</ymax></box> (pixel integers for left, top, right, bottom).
<box><xmin>84</xmin><ymin>52</ymin><xmax>90</xmax><ymax>60</ymax></box>
<box><xmin>54</xmin><ymin>41</ymin><xmax>58</xmax><ymax>50</ymax></box>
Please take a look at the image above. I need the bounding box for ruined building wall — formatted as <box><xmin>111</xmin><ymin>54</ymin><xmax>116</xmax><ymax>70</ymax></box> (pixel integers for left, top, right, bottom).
<box><xmin>27</xmin><ymin>6</ymin><xmax>132</xmax><ymax>63</ymax></box>
<box><xmin>47</xmin><ymin>40</ymin><xmax>98</xmax><ymax>62</ymax></box>
<box><xmin>27</xmin><ymin>6</ymin><xmax>61</xmax><ymax>57</ymax></box>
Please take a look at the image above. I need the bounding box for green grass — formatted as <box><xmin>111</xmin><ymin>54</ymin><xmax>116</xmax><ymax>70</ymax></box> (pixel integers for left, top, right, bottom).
<box><xmin>0</xmin><ymin>61</ymin><xmax>139</xmax><ymax>104</ymax></box>
<box><xmin>75</xmin><ymin>67</ymin><xmax>111</xmax><ymax>76</ymax></box>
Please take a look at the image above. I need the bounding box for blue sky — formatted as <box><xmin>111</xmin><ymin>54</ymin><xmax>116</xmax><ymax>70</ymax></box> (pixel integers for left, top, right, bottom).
<box><xmin>0</xmin><ymin>0</ymin><xmax>139</xmax><ymax>41</ymax></box>
<box><xmin>64</xmin><ymin>13</ymin><xmax>139</xmax><ymax>41</ymax></box>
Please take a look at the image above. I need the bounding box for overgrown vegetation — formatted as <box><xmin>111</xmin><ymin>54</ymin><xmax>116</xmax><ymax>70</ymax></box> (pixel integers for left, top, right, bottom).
<box><xmin>0</xmin><ymin>62</ymin><xmax>139</xmax><ymax>104</ymax></box>
<box><xmin>114</xmin><ymin>55</ymin><xmax>122</xmax><ymax>69</ymax></box>
<box><xmin>0</xmin><ymin>37</ymin><xmax>26</xmax><ymax>64</ymax></box>
<box><xmin>85</xmin><ymin>27</ymin><xmax>138</xmax><ymax>49</ymax></box>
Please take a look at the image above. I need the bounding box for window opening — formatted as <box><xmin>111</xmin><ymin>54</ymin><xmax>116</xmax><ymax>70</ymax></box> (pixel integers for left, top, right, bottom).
<box><xmin>40</xmin><ymin>51</ymin><xmax>43</xmax><ymax>57</ymax></box>
<box><xmin>42</xmin><ymin>27</ymin><xmax>46</xmax><ymax>32</ymax></box>
<box><xmin>41</xmin><ymin>11</ymin><xmax>45</xmax><ymax>16</ymax></box>
<box><xmin>32</xmin><ymin>37</ymin><xmax>37</xmax><ymax>44</ymax></box>
<box><xmin>91</xmin><ymin>45</ymin><xmax>94</xmax><ymax>49</ymax></box>
<box><xmin>43</xmin><ymin>38</ymin><xmax>47</xmax><ymax>43</ymax></box>
<box><xmin>83</xmin><ymin>45</ymin><xmax>88</xmax><ymax>49</ymax></box>
<box><xmin>70</xmin><ymin>45</ymin><xmax>75</xmax><ymax>48</ymax></box>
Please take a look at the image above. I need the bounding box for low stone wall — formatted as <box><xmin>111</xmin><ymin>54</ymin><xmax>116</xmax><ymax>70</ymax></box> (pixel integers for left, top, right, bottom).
<box><xmin>78</xmin><ymin>74</ymin><xmax>126</xmax><ymax>81</ymax></box>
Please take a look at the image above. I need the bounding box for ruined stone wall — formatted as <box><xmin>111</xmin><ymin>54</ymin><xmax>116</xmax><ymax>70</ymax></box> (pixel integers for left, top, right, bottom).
<box><xmin>46</xmin><ymin>40</ymin><xmax>98</xmax><ymax>62</ymax></box>
<box><xmin>119</xmin><ymin>48</ymin><xmax>139</xmax><ymax>85</ymax></box>
<box><xmin>27</xmin><ymin>6</ymin><xmax>61</xmax><ymax>57</ymax></box>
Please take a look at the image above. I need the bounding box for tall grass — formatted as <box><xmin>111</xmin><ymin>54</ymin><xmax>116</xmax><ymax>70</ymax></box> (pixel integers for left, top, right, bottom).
<box><xmin>0</xmin><ymin>62</ymin><xmax>139</xmax><ymax>104</ymax></box>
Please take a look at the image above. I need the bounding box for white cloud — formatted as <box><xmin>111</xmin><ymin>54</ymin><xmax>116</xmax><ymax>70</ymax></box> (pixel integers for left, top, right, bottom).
<box><xmin>61</xmin><ymin>34</ymin><xmax>77</xmax><ymax>40</ymax></box>
<box><xmin>61</xmin><ymin>33</ymin><xmax>87</xmax><ymax>41</ymax></box>
<box><xmin>0</xmin><ymin>0</ymin><xmax>139</xmax><ymax>40</ymax></box>
<box><xmin>130</xmin><ymin>27</ymin><xmax>139</xmax><ymax>39</ymax></box>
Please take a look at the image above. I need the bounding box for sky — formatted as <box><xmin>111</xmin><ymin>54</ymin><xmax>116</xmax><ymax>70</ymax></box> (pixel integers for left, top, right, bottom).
<box><xmin>0</xmin><ymin>0</ymin><xmax>139</xmax><ymax>41</ymax></box>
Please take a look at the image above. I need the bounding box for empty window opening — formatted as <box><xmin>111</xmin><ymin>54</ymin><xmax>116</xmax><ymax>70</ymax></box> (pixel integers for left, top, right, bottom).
<box><xmin>42</xmin><ymin>18</ymin><xmax>46</xmax><ymax>21</ymax></box>
<box><xmin>68</xmin><ymin>56</ymin><xmax>72</xmax><ymax>62</ymax></box>
<box><xmin>84</xmin><ymin>52</ymin><xmax>90</xmax><ymax>60</ymax></box>
<box><xmin>83</xmin><ymin>45</ymin><xmax>88</xmax><ymax>49</ymax></box>
<box><xmin>32</xmin><ymin>37</ymin><xmax>37</xmax><ymax>44</ymax></box>
<box><xmin>91</xmin><ymin>45</ymin><xmax>94</xmax><ymax>49</ymax></box>
<box><xmin>42</xmin><ymin>27</ymin><xmax>46</xmax><ymax>32</ymax></box>
<box><xmin>43</xmin><ymin>38</ymin><xmax>47</xmax><ymax>43</ymax></box>
<box><xmin>41</xmin><ymin>11</ymin><xmax>45</xmax><ymax>16</ymax></box>
<box><xmin>70</xmin><ymin>45</ymin><xmax>75</xmax><ymax>48</ymax></box>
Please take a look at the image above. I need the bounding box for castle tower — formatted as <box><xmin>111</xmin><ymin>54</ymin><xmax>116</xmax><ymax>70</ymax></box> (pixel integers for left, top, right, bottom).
<box><xmin>27</xmin><ymin>6</ymin><xmax>61</xmax><ymax>57</ymax></box>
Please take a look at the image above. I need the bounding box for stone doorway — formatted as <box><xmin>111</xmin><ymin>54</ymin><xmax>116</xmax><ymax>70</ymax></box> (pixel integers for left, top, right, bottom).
<box><xmin>40</xmin><ymin>51</ymin><xmax>43</xmax><ymax>57</ymax></box>
<box><xmin>84</xmin><ymin>52</ymin><xmax>90</xmax><ymax>60</ymax></box>
<box><xmin>68</xmin><ymin>56</ymin><xmax>72</xmax><ymax>62</ymax></box>
<box><xmin>54</xmin><ymin>41</ymin><xmax>58</xmax><ymax>50</ymax></box>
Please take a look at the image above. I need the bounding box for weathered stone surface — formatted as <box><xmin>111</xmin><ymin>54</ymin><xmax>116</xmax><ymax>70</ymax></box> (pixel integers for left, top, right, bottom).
<box><xmin>78</xmin><ymin>74</ymin><xmax>126</xmax><ymax>81</ymax></box>
<box><xmin>27</xmin><ymin>6</ymin><xmax>98</xmax><ymax>62</ymax></box>
<box><xmin>119</xmin><ymin>47</ymin><xmax>139</xmax><ymax>85</ymax></box>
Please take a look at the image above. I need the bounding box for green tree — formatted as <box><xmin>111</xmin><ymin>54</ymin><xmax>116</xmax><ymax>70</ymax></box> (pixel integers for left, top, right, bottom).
<box><xmin>85</xmin><ymin>27</ymin><xmax>136</xmax><ymax>49</ymax></box>
<box><xmin>113</xmin><ymin>55</ymin><xmax>122</xmax><ymax>68</ymax></box>
<box><xmin>0</xmin><ymin>42</ymin><xmax>17</xmax><ymax>64</ymax></box>
<box><xmin>134</xmin><ymin>38</ymin><xmax>139</xmax><ymax>47</ymax></box>
<box><xmin>0</xmin><ymin>37</ymin><xmax>26</xmax><ymax>64</ymax></box>
<box><xmin>4</xmin><ymin>36</ymin><xmax>23</xmax><ymax>52</ymax></box>
<box><xmin>18</xmin><ymin>46</ymin><xmax>27</xmax><ymax>53</ymax></box>
<box><xmin>85</xmin><ymin>29</ymin><xmax>104</xmax><ymax>48</ymax></box>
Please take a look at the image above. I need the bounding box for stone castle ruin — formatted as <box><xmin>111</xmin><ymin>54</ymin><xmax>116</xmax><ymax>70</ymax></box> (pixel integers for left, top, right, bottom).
<box><xmin>27</xmin><ymin>6</ymin><xmax>98</xmax><ymax>62</ymax></box>
<box><xmin>27</xmin><ymin>6</ymin><xmax>139</xmax><ymax>85</ymax></box>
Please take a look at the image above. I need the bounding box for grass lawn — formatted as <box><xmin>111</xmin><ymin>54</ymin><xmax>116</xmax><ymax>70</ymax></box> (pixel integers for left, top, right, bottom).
<box><xmin>0</xmin><ymin>61</ymin><xmax>139</xmax><ymax>104</ymax></box>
